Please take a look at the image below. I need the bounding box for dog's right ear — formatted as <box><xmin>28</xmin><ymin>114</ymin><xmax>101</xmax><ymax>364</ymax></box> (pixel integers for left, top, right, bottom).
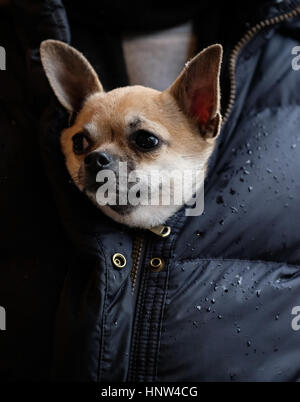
<box><xmin>166</xmin><ymin>44</ymin><xmax>222</xmax><ymax>140</ymax></box>
<box><xmin>40</xmin><ymin>40</ymin><xmax>103</xmax><ymax>113</ymax></box>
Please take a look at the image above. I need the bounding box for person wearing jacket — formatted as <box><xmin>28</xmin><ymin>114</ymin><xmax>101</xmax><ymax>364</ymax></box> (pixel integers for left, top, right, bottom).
<box><xmin>1</xmin><ymin>0</ymin><xmax>300</xmax><ymax>382</ymax></box>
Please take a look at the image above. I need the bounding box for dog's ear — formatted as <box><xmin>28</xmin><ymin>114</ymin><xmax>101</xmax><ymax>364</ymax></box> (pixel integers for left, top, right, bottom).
<box><xmin>166</xmin><ymin>44</ymin><xmax>222</xmax><ymax>140</ymax></box>
<box><xmin>40</xmin><ymin>40</ymin><xmax>103</xmax><ymax>113</ymax></box>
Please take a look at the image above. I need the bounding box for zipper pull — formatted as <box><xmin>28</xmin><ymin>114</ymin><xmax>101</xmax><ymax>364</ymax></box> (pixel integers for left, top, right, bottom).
<box><xmin>148</xmin><ymin>225</ymin><xmax>171</xmax><ymax>238</ymax></box>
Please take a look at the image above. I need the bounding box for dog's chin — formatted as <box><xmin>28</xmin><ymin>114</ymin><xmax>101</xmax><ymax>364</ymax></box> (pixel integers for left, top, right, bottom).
<box><xmin>84</xmin><ymin>189</ymin><xmax>180</xmax><ymax>228</ymax></box>
<box><xmin>100</xmin><ymin>204</ymin><xmax>181</xmax><ymax>228</ymax></box>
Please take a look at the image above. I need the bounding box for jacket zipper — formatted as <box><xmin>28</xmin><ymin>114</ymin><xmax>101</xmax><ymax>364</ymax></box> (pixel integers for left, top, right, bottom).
<box><xmin>130</xmin><ymin>225</ymin><xmax>171</xmax><ymax>291</ymax></box>
<box><xmin>223</xmin><ymin>4</ymin><xmax>300</xmax><ymax>124</ymax></box>
<box><xmin>130</xmin><ymin>234</ymin><xmax>144</xmax><ymax>291</ymax></box>
<box><xmin>128</xmin><ymin>224</ymin><xmax>171</xmax><ymax>381</ymax></box>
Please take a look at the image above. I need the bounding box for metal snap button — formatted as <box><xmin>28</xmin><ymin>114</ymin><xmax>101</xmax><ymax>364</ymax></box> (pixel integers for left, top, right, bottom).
<box><xmin>112</xmin><ymin>253</ymin><xmax>127</xmax><ymax>269</ymax></box>
<box><xmin>160</xmin><ymin>226</ymin><xmax>171</xmax><ymax>237</ymax></box>
<box><xmin>148</xmin><ymin>225</ymin><xmax>171</xmax><ymax>237</ymax></box>
<box><xmin>149</xmin><ymin>257</ymin><xmax>165</xmax><ymax>272</ymax></box>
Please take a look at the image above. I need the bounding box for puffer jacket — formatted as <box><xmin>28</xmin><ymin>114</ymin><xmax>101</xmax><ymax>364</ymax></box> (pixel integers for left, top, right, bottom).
<box><xmin>1</xmin><ymin>0</ymin><xmax>300</xmax><ymax>382</ymax></box>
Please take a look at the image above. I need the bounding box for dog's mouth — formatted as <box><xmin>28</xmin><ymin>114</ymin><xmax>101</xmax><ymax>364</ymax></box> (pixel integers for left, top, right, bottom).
<box><xmin>84</xmin><ymin>186</ymin><xmax>137</xmax><ymax>215</ymax></box>
<box><xmin>83</xmin><ymin>173</ymin><xmax>141</xmax><ymax>215</ymax></box>
<box><xmin>107</xmin><ymin>203</ymin><xmax>135</xmax><ymax>215</ymax></box>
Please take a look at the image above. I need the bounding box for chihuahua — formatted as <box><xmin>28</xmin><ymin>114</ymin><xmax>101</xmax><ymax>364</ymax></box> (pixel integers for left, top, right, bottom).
<box><xmin>40</xmin><ymin>40</ymin><xmax>222</xmax><ymax>228</ymax></box>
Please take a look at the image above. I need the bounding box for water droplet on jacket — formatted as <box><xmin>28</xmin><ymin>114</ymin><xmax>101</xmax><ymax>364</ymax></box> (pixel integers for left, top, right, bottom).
<box><xmin>114</xmin><ymin>321</ymin><xmax>118</xmax><ymax>326</ymax></box>
<box><xmin>231</xmin><ymin>206</ymin><xmax>238</xmax><ymax>214</ymax></box>
<box><xmin>266</xmin><ymin>168</ymin><xmax>272</xmax><ymax>173</ymax></box>
<box><xmin>230</xmin><ymin>188</ymin><xmax>236</xmax><ymax>195</ymax></box>
<box><xmin>247</xmin><ymin>340</ymin><xmax>251</xmax><ymax>347</ymax></box>
<box><xmin>291</xmin><ymin>144</ymin><xmax>297</xmax><ymax>149</ymax></box>
<box><xmin>193</xmin><ymin>321</ymin><xmax>198</xmax><ymax>328</ymax></box>
<box><xmin>196</xmin><ymin>305</ymin><xmax>201</xmax><ymax>311</ymax></box>
<box><xmin>248</xmin><ymin>186</ymin><xmax>253</xmax><ymax>192</ymax></box>
<box><xmin>219</xmin><ymin>219</ymin><xmax>225</xmax><ymax>225</ymax></box>
<box><xmin>218</xmin><ymin>315</ymin><xmax>222</xmax><ymax>319</ymax></box>
<box><xmin>207</xmin><ymin>307</ymin><xmax>211</xmax><ymax>312</ymax></box>
<box><xmin>237</xmin><ymin>328</ymin><xmax>241</xmax><ymax>333</ymax></box>
<box><xmin>211</xmin><ymin>298</ymin><xmax>216</xmax><ymax>304</ymax></box>
<box><xmin>275</xmin><ymin>314</ymin><xmax>279</xmax><ymax>320</ymax></box>
<box><xmin>236</xmin><ymin>275</ymin><xmax>243</xmax><ymax>285</ymax></box>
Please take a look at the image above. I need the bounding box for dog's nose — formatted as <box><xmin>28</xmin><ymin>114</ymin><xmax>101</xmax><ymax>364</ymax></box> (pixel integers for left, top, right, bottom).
<box><xmin>84</xmin><ymin>151</ymin><xmax>112</xmax><ymax>173</ymax></box>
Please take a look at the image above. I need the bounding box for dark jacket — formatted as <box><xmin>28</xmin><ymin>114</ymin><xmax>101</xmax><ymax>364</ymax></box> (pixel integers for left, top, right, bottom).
<box><xmin>1</xmin><ymin>0</ymin><xmax>300</xmax><ymax>381</ymax></box>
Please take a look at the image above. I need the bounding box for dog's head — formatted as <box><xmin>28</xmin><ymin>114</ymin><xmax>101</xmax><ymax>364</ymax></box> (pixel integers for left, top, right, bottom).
<box><xmin>40</xmin><ymin>40</ymin><xmax>222</xmax><ymax>228</ymax></box>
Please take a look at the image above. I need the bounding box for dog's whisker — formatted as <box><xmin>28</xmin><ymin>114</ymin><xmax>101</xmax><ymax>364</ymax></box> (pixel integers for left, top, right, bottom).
<box><xmin>181</xmin><ymin>155</ymin><xmax>197</xmax><ymax>159</ymax></box>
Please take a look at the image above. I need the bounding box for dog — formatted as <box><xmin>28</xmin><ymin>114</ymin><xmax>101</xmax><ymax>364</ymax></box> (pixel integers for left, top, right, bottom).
<box><xmin>40</xmin><ymin>40</ymin><xmax>222</xmax><ymax>228</ymax></box>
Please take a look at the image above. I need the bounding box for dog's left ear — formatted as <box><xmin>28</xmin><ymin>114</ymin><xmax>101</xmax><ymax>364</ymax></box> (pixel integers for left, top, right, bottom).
<box><xmin>40</xmin><ymin>40</ymin><xmax>103</xmax><ymax>113</ymax></box>
<box><xmin>166</xmin><ymin>44</ymin><xmax>222</xmax><ymax>140</ymax></box>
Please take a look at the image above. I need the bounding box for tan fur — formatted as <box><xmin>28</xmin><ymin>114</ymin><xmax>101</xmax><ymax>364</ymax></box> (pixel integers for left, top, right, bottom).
<box><xmin>40</xmin><ymin>40</ymin><xmax>223</xmax><ymax>228</ymax></box>
<box><xmin>61</xmin><ymin>86</ymin><xmax>213</xmax><ymax>178</ymax></box>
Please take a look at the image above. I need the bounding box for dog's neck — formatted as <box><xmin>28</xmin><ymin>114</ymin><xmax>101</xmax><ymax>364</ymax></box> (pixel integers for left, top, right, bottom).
<box><xmin>122</xmin><ymin>21</ymin><xmax>196</xmax><ymax>91</ymax></box>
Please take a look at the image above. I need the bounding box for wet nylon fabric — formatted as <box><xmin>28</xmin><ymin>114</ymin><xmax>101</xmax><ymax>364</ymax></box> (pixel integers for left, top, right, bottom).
<box><xmin>0</xmin><ymin>0</ymin><xmax>300</xmax><ymax>381</ymax></box>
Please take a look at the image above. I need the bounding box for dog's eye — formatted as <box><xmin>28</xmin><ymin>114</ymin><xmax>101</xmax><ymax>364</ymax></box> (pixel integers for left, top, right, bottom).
<box><xmin>72</xmin><ymin>132</ymin><xmax>90</xmax><ymax>154</ymax></box>
<box><xmin>131</xmin><ymin>130</ymin><xmax>160</xmax><ymax>152</ymax></box>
